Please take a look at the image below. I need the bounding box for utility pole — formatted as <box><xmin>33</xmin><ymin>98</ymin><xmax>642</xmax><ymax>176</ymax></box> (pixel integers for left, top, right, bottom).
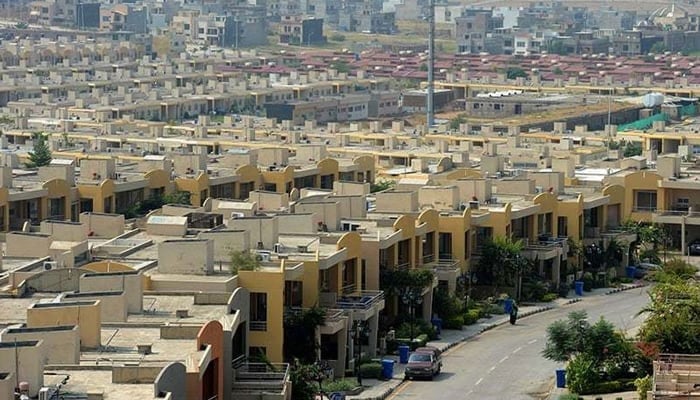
<box><xmin>426</xmin><ymin>0</ymin><xmax>435</xmax><ymax>129</ymax></box>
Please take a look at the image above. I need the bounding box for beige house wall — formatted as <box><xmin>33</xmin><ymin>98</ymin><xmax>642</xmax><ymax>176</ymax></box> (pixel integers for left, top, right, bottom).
<box><xmin>198</xmin><ymin>230</ymin><xmax>251</xmax><ymax>262</ymax></box>
<box><xmin>294</xmin><ymin>201</ymin><xmax>340</xmax><ymax>231</ymax></box>
<box><xmin>80</xmin><ymin>271</ymin><xmax>143</xmax><ymax>314</ymax></box>
<box><xmin>0</xmin><ymin>341</ymin><xmax>44</xmax><ymax>398</ymax></box>
<box><xmin>494</xmin><ymin>179</ymin><xmax>535</xmax><ymax>195</ymax></box>
<box><xmin>419</xmin><ymin>186</ymin><xmax>460</xmax><ymax>211</ymax></box>
<box><xmin>79</xmin><ymin>158</ymin><xmax>116</xmax><ymax>180</ymax></box>
<box><xmin>0</xmin><ymin>325</ymin><xmax>80</xmax><ymax>365</ymax></box>
<box><xmin>61</xmin><ymin>291</ymin><xmax>128</xmax><ymax>322</ymax></box>
<box><xmin>40</xmin><ymin>220</ymin><xmax>87</xmax><ymax>241</ymax></box>
<box><xmin>158</xmin><ymin>239</ymin><xmax>214</xmax><ymax>275</ymax></box>
<box><xmin>276</xmin><ymin>214</ymin><xmax>318</xmax><ymax>234</ymax></box>
<box><xmin>333</xmin><ymin>181</ymin><xmax>370</xmax><ymax>196</ymax></box>
<box><xmin>454</xmin><ymin>178</ymin><xmax>492</xmax><ymax>203</ymax></box>
<box><xmin>227</xmin><ymin>217</ymin><xmax>279</xmax><ymax>249</ymax></box>
<box><xmin>26</xmin><ymin>301</ymin><xmax>101</xmax><ymax>349</ymax></box>
<box><xmin>375</xmin><ymin>191</ymin><xmax>418</xmax><ymax>213</ymax></box>
<box><xmin>79</xmin><ymin>212</ymin><xmax>125</xmax><ymax>237</ymax></box>
<box><xmin>249</xmin><ymin>191</ymin><xmax>290</xmax><ymax>211</ymax></box>
<box><xmin>6</xmin><ymin>232</ymin><xmax>52</xmax><ymax>258</ymax></box>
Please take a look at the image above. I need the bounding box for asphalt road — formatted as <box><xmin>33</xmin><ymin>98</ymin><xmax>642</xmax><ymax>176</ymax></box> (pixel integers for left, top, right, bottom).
<box><xmin>388</xmin><ymin>288</ymin><xmax>650</xmax><ymax>400</ymax></box>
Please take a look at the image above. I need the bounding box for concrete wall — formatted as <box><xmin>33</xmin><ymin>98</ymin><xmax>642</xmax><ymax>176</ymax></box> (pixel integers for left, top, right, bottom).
<box><xmin>6</xmin><ymin>232</ymin><xmax>51</xmax><ymax>258</ymax></box>
<box><xmin>494</xmin><ymin>179</ymin><xmax>535</xmax><ymax>195</ymax></box>
<box><xmin>228</xmin><ymin>217</ymin><xmax>279</xmax><ymax>249</ymax></box>
<box><xmin>419</xmin><ymin>186</ymin><xmax>460</xmax><ymax>211</ymax></box>
<box><xmin>154</xmin><ymin>362</ymin><xmax>187</xmax><ymax>400</ymax></box>
<box><xmin>172</xmin><ymin>153</ymin><xmax>207</xmax><ymax>175</ymax></box>
<box><xmin>80</xmin><ymin>158</ymin><xmax>116</xmax><ymax>180</ymax></box>
<box><xmin>0</xmin><ymin>325</ymin><xmax>80</xmax><ymax>364</ymax></box>
<box><xmin>146</xmin><ymin>216</ymin><xmax>188</xmax><ymax>236</ymax></box>
<box><xmin>40</xmin><ymin>220</ymin><xmax>87</xmax><ymax>241</ymax></box>
<box><xmin>526</xmin><ymin>172</ymin><xmax>565</xmax><ymax>194</ymax></box>
<box><xmin>0</xmin><ymin>373</ymin><xmax>14</xmax><ymax>400</ymax></box>
<box><xmin>80</xmin><ymin>271</ymin><xmax>143</xmax><ymax>314</ymax></box>
<box><xmin>276</xmin><ymin>213</ymin><xmax>318</xmax><ymax>234</ymax></box>
<box><xmin>26</xmin><ymin>301</ymin><xmax>101</xmax><ymax>349</ymax></box>
<box><xmin>331</xmin><ymin>195</ymin><xmax>367</xmax><ymax>219</ymax></box>
<box><xmin>61</xmin><ymin>291</ymin><xmax>127</xmax><ymax>322</ymax></box>
<box><xmin>0</xmin><ymin>341</ymin><xmax>44</xmax><ymax>397</ymax></box>
<box><xmin>258</xmin><ymin>148</ymin><xmax>289</xmax><ymax>167</ymax></box>
<box><xmin>294</xmin><ymin>201</ymin><xmax>340</xmax><ymax>231</ymax></box>
<box><xmin>210</xmin><ymin>200</ymin><xmax>257</xmax><ymax>217</ymax></box>
<box><xmin>79</xmin><ymin>212</ymin><xmax>125</xmax><ymax>237</ymax></box>
<box><xmin>158</xmin><ymin>239</ymin><xmax>214</xmax><ymax>275</ymax></box>
<box><xmin>333</xmin><ymin>181</ymin><xmax>370</xmax><ymax>196</ymax></box>
<box><xmin>249</xmin><ymin>191</ymin><xmax>289</xmax><ymax>211</ymax></box>
<box><xmin>454</xmin><ymin>178</ymin><xmax>492</xmax><ymax>203</ymax></box>
<box><xmin>375</xmin><ymin>191</ymin><xmax>418</xmax><ymax>213</ymax></box>
<box><xmin>198</xmin><ymin>230</ymin><xmax>250</xmax><ymax>262</ymax></box>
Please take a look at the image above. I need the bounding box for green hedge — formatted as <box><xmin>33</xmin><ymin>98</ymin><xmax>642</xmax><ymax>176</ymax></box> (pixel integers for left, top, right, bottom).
<box><xmin>443</xmin><ymin>315</ymin><xmax>464</xmax><ymax>329</ymax></box>
<box><xmin>541</xmin><ymin>293</ymin><xmax>558</xmax><ymax>302</ymax></box>
<box><xmin>580</xmin><ymin>380</ymin><xmax>636</xmax><ymax>395</ymax></box>
<box><xmin>359</xmin><ymin>363</ymin><xmax>382</xmax><ymax>379</ymax></box>
<box><xmin>464</xmin><ymin>309</ymin><xmax>481</xmax><ymax>325</ymax></box>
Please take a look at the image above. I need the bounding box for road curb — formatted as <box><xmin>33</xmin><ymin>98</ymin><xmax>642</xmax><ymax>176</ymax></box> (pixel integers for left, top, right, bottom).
<box><xmin>605</xmin><ymin>283</ymin><xmax>645</xmax><ymax>295</ymax></box>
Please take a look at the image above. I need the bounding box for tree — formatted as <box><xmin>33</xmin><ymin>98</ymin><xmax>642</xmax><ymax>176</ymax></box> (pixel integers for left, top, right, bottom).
<box><xmin>623</xmin><ymin>141</ymin><xmax>642</xmax><ymax>158</ymax></box>
<box><xmin>289</xmin><ymin>360</ymin><xmax>325</xmax><ymax>400</ymax></box>
<box><xmin>506</xmin><ymin>67</ymin><xmax>528</xmax><ymax>80</ymax></box>
<box><xmin>638</xmin><ymin>279</ymin><xmax>700</xmax><ymax>354</ymax></box>
<box><xmin>448</xmin><ymin>114</ymin><xmax>466</xmax><ymax>131</ymax></box>
<box><xmin>26</xmin><ymin>132</ymin><xmax>52</xmax><ymax>168</ymax></box>
<box><xmin>284</xmin><ymin>307</ymin><xmax>325</xmax><ymax>363</ymax></box>
<box><xmin>230</xmin><ymin>250</ymin><xmax>261</xmax><ymax>274</ymax></box>
<box><xmin>370</xmin><ymin>179</ymin><xmax>395</xmax><ymax>193</ymax></box>
<box><xmin>474</xmin><ymin>236</ymin><xmax>530</xmax><ymax>295</ymax></box>
<box><xmin>650</xmin><ymin>42</ymin><xmax>667</xmax><ymax>54</ymax></box>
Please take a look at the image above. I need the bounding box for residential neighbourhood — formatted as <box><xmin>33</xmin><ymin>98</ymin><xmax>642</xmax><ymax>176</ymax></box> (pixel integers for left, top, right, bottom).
<box><xmin>0</xmin><ymin>1</ymin><xmax>699</xmax><ymax>400</ymax></box>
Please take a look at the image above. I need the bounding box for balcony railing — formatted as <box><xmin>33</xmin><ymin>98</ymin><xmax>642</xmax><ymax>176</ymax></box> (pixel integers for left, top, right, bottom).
<box><xmin>249</xmin><ymin>321</ymin><xmax>268</xmax><ymax>331</ymax></box>
<box><xmin>422</xmin><ymin>253</ymin><xmax>435</xmax><ymax>264</ymax></box>
<box><xmin>422</xmin><ymin>258</ymin><xmax>460</xmax><ymax>271</ymax></box>
<box><xmin>341</xmin><ymin>283</ymin><xmax>357</xmax><ymax>295</ymax></box>
<box><xmin>335</xmin><ymin>290</ymin><xmax>385</xmax><ymax>310</ymax></box>
<box><xmin>523</xmin><ymin>236</ymin><xmax>567</xmax><ymax>249</ymax></box>
<box><xmin>633</xmin><ymin>206</ymin><xmax>657</xmax><ymax>212</ymax></box>
<box><xmin>655</xmin><ymin>210</ymin><xmax>700</xmax><ymax>218</ymax></box>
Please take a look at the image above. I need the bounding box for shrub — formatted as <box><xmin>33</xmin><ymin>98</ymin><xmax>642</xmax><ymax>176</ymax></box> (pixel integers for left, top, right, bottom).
<box><xmin>463</xmin><ymin>309</ymin><xmax>481</xmax><ymax>325</ymax></box>
<box><xmin>329</xmin><ymin>33</ymin><xmax>346</xmax><ymax>42</ymax></box>
<box><xmin>566</xmin><ymin>353</ymin><xmax>599</xmax><ymax>394</ymax></box>
<box><xmin>581</xmin><ymin>272</ymin><xmax>594</xmax><ymax>292</ymax></box>
<box><xmin>323</xmin><ymin>378</ymin><xmax>359</xmax><ymax>392</ymax></box>
<box><xmin>359</xmin><ymin>363</ymin><xmax>382</xmax><ymax>379</ymax></box>
<box><xmin>395</xmin><ymin>320</ymin><xmax>437</xmax><ymax>340</ymax></box>
<box><xmin>635</xmin><ymin>375</ymin><xmax>652</xmax><ymax>400</ymax></box>
<box><xmin>541</xmin><ymin>293</ymin><xmax>558</xmax><ymax>302</ymax></box>
<box><xmin>557</xmin><ymin>395</ymin><xmax>582</xmax><ymax>400</ymax></box>
<box><xmin>585</xmin><ymin>380</ymin><xmax>634</xmax><ymax>395</ymax></box>
<box><xmin>443</xmin><ymin>315</ymin><xmax>464</xmax><ymax>329</ymax></box>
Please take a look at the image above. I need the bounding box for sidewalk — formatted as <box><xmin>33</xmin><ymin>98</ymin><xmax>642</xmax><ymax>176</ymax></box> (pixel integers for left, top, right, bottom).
<box><xmin>347</xmin><ymin>297</ymin><xmax>576</xmax><ymax>400</ymax></box>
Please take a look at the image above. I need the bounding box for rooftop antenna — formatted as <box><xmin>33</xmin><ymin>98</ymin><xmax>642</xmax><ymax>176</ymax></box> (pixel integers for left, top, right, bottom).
<box><xmin>426</xmin><ymin>0</ymin><xmax>435</xmax><ymax>129</ymax></box>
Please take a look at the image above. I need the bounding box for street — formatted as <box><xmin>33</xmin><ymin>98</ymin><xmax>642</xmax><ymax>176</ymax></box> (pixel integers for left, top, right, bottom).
<box><xmin>388</xmin><ymin>289</ymin><xmax>650</xmax><ymax>400</ymax></box>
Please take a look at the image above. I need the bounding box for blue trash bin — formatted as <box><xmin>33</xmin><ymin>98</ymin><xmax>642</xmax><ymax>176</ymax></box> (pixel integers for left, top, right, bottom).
<box><xmin>381</xmin><ymin>359</ymin><xmax>395</xmax><ymax>379</ymax></box>
<box><xmin>431</xmin><ymin>317</ymin><xmax>442</xmax><ymax>335</ymax></box>
<box><xmin>625</xmin><ymin>266</ymin><xmax>637</xmax><ymax>279</ymax></box>
<box><xmin>555</xmin><ymin>369</ymin><xmax>566</xmax><ymax>388</ymax></box>
<box><xmin>504</xmin><ymin>298</ymin><xmax>514</xmax><ymax>314</ymax></box>
<box><xmin>398</xmin><ymin>345</ymin><xmax>410</xmax><ymax>364</ymax></box>
<box><xmin>574</xmin><ymin>281</ymin><xmax>584</xmax><ymax>296</ymax></box>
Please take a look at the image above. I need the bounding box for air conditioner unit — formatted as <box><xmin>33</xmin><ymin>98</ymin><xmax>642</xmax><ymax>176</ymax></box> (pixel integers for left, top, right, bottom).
<box><xmin>273</xmin><ymin>243</ymin><xmax>283</xmax><ymax>253</ymax></box>
<box><xmin>230</xmin><ymin>212</ymin><xmax>245</xmax><ymax>219</ymax></box>
<box><xmin>43</xmin><ymin>261</ymin><xmax>58</xmax><ymax>271</ymax></box>
<box><xmin>39</xmin><ymin>387</ymin><xmax>55</xmax><ymax>400</ymax></box>
<box><xmin>255</xmin><ymin>250</ymin><xmax>271</xmax><ymax>262</ymax></box>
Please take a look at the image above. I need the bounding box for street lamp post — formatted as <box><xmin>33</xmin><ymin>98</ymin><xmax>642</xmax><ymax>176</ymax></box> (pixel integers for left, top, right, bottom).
<box><xmin>401</xmin><ymin>287</ymin><xmax>423</xmax><ymax>343</ymax></box>
<box><xmin>350</xmin><ymin>320</ymin><xmax>369</xmax><ymax>386</ymax></box>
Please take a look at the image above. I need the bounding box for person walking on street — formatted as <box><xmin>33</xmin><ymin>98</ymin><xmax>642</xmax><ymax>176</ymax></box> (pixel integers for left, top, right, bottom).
<box><xmin>509</xmin><ymin>301</ymin><xmax>519</xmax><ymax>325</ymax></box>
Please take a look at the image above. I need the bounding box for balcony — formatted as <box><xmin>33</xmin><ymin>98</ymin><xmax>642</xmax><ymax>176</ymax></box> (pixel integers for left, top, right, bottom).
<box><xmin>321</xmin><ymin>290</ymin><xmax>385</xmax><ymax>320</ymax></box>
<box><xmin>232</xmin><ymin>363</ymin><xmax>290</xmax><ymax>399</ymax></box>
<box><xmin>521</xmin><ymin>236</ymin><xmax>567</xmax><ymax>260</ymax></box>
<box><xmin>341</xmin><ymin>283</ymin><xmax>357</xmax><ymax>295</ymax></box>
<box><xmin>422</xmin><ymin>257</ymin><xmax>460</xmax><ymax>284</ymax></box>
<box><xmin>653</xmin><ymin>210</ymin><xmax>700</xmax><ymax>226</ymax></box>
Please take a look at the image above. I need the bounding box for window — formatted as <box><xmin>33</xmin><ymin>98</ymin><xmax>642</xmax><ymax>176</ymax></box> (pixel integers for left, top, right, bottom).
<box><xmin>284</xmin><ymin>281</ymin><xmax>303</xmax><ymax>307</ymax></box>
<box><xmin>250</xmin><ymin>292</ymin><xmax>268</xmax><ymax>331</ymax></box>
<box><xmin>634</xmin><ymin>191</ymin><xmax>657</xmax><ymax>212</ymax></box>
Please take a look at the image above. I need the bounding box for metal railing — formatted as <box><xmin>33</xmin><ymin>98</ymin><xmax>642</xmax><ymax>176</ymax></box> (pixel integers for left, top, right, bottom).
<box><xmin>523</xmin><ymin>236</ymin><xmax>567</xmax><ymax>249</ymax></box>
<box><xmin>655</xmin><ymin>210</ymin><xmax>700</xmax><ymax>217</ymax></box>
<box><xmin>632</xmin><ymin>206</ymin><xmax>657</xmax><ymax>212</ymax></box>
<box><xmin>341</xmin><ymin>283</ymin><xmax>357</xmax><ymax>295</ymax></box>
<box><xmin>249</xmin><ymin>321</ymin><xmax>268</xmax><ymax>331</ymax></box>
<box><xmin>232</xmin><ymin>362</ymin><xmax>290</xmax><ymax>394</ymax></box>
<box><xmin>422</xmin><ymin>254</ymin><xmax>435</xmax><ymax>264</ymax></box>
<box><xmin>335</xmin><ymin>290</ymin><xmax>385</xmax><ymax>310</ymax></box>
